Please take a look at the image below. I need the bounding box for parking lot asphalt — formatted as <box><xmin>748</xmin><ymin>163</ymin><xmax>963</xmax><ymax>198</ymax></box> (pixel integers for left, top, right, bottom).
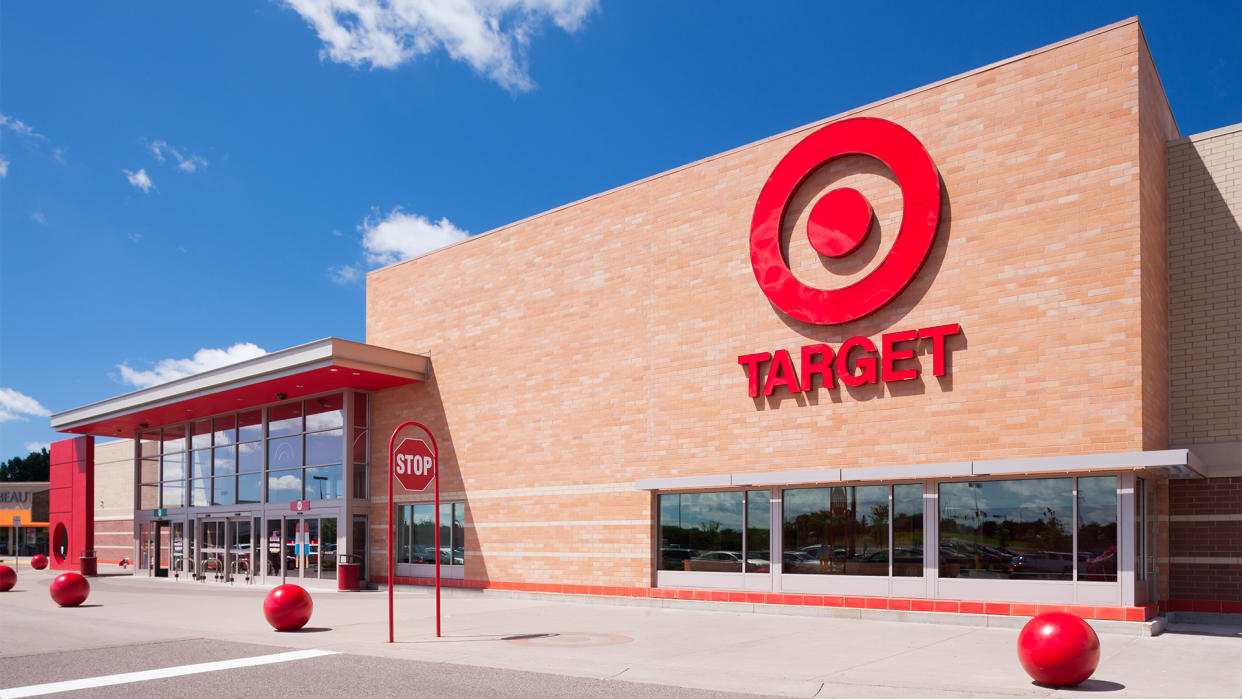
<box><xmin>0</xmin><ymin>566</ymin><xmax>1238</xmax><ymax>697</ymax></box>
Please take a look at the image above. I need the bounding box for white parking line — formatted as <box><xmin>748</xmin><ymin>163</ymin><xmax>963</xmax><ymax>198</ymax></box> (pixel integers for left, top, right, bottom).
<box><xmin>0</xmin><ymin>649</ymin><xmax>340</xmax><ymax>698</ymax></box>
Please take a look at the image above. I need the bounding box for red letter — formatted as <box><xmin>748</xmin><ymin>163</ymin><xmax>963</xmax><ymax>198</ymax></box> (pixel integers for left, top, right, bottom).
<box><xmin>763</xmin><ymin>349</ymin><xmax>800</xmax><ymax>396</ymax></box>
<box><xmin>882</xmin><ymin>330</ymin><xmax>919</xmax><ymax>382</ymax></box>
<box><xmin>837</xmin><ymin>337</ymin><xmax>878</xmax><ymax>386</ymax></box>
<box><xmin>919</xmin><ymin>324</ymin><xmax>961</xmax><ymax>377</ymax></box>
<box><xmin>800</xmin><ymin>344</ymin><xmax>835</xmax><ymax>391</ymax></box>
<box><xmin>738</xmin><ymin>352</ymin><xmax>770</xmax><ymax>398</ymax></box>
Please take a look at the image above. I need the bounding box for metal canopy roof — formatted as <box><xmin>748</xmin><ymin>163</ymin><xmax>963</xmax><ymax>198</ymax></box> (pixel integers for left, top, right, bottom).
<box><xmin>50</xmin><ymin>338</ymin><xmax>429</xmax><ymax>437</ymax></box>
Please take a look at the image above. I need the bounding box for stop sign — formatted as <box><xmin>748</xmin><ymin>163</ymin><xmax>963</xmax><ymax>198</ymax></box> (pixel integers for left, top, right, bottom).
<box><xmin>393</xmin><ymin>437</ymin><xmax>436</xmax><ymax>491</ymax></box>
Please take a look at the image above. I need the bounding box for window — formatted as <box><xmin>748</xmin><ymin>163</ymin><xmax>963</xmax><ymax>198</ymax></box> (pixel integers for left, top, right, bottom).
<box><xmin>939</xmin><ymin>479</ymin><xmax>1070</xmax><ymax>580</ymax></box>
<box><xmin>396</xmin><ymin>502</ymin><xmax>465</xmax><ymax>565</ymax></box>
<box><xmin>1078</xmin><ymin>476</ymin><xmax>1118</xmax><ymax>582</ymax></box>
<box><xmin>658</xmin><ymin>491</ymin><xmax>770</xmax><ymax>573</ymax></box>
<box><xmin>783</xmin><ymin>486</ymin><xmax>890</xmax><ymax>576</ymax></box>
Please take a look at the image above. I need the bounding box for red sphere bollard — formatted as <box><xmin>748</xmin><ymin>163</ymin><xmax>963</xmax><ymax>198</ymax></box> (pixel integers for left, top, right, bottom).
<box><xmin>1017</xmin><ymin>611</ymin><xmax>1100</xmax><ymax>687</ymax></box>
<box><xmin>263</xmin><ymin>584</ymin><xmax>313</xmax><ymax>631</ymax></box>
<box><xmin>30</xmin><ymin>554</ymin><xmax>48</xmax><ymax>570</ymax></box>
<box><xmin>50</xmin><ymin>572</ymin><xmax>90</xmax><ymax>607</ymax></box>
<box><xmin>0</xmin><ymin>565</ymin><xmax>15</xmax><ymax>591</ymax></box>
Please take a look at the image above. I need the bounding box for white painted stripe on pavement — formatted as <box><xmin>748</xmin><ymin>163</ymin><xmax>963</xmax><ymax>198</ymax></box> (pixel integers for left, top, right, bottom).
<box><xmin>0</xmin><ymin>649</ymin><xmax>339</xmax><ymax>698</ymax></box>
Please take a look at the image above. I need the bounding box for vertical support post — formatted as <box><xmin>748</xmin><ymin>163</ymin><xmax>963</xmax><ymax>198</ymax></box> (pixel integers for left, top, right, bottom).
<box><xmin>386</xmin><ymin>428</ymin><xmax>396</xmax><ymax>644</ymax></box>
<box><xmin>435</xmin><ymin>463</ymin><xmax>441</xmax><ymax>638</ymax></box>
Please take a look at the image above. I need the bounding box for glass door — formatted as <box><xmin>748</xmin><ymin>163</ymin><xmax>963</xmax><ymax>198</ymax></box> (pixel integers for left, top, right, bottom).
<box><xmin>199</xmin><ymin>520</ymin><xmax>226</xmax><ymax>582</ymax></box>
<box><xmin>229</xmin><ymin>519</ymin><xmax>253</xmax><ymax>583</ymax></box>
<box><xmin>170</xmin><ymin>521</ymin><xmax>186</xmax><ymax>580</ymax></box>
<box><xmin>153</xmin><ymin>521</ymin><xmax>170</xmax><ymax>577</ymax></box>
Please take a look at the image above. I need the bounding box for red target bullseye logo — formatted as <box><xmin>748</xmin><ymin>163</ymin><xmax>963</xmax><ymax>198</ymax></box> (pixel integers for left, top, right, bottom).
<box><xmin>750</xmin><ymin>117</ymin><xmax>941</xmax><ymax>325</ymax></box>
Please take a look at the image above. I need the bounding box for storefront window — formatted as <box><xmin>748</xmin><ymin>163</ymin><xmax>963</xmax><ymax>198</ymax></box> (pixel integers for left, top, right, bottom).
<box><xmin>267</xmin><ymin>469</ymin><xmax>303</xmax><ymax>503</ymax></box>
<box><xmin>783</xmin><ymin>486</ymin><xmax>888</xmax><ymax>576</ymax></box>
<box><xmin>746</xmin><ymin>491</ymin><xmax>771</xmax><ymax>573</ymax></box>
<box><xmin>1077</xmin><ymin>476</ymin><xmax>1118</xmax><ymax>582</ymax></box>
<box><xmin>658</xmin><ymin>491</ymin><xmax>745</xmax><ymax>572</ymax></box>
<box><xmin>305</xmin><ymin>429</ymin><xmax>343</xmax><ymax>466</ymax></box>
<box><xmin>305</xmin><ymin>465</ymin><xmax>343</xmax><ymax>500</ymax></box>
<box><xmin>268</xmin><ymin>401</ymin><xmax>303</xmax><ymax>438</ymax></box>
<box><xmin>237</xmin><ymin>441</ymin><xmax>261</xmax><ymax>472</ymax></box>
<box><xmin>893</xmin><ymin>484</ymin><xmax>924</xmax><ymax>576</ymax></box>
<box><xmin>238</xmin><ymin>473</ymin><xmax>262</xmax><ymax>504</ymax></box>
<box><xmin>396</xmin><ymin>502</ymin><xmax>465</xmax><ymax>565</ymax></box>
<box><xmin>237</xmin><ymin>410</ymin><xmax>262</xmax><ymax>442</ymax></box>
<box><xmin>938</xmin><ymin>478</ymin><xmax>1073</xmax><ymax>580</ymax></box>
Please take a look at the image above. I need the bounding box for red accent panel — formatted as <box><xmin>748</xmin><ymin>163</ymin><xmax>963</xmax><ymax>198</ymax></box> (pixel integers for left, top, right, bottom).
<box><xmin>1011</xmin><ymin>603</ymin><xmax>1039</xmax><ymax>617</ymax></box>
<box><xmin>63</xmin><ymin>366</ymin><xmax>417</xmax><ymax>437</ymax></box>
<box><xmin>934</xmin><ymin>600</ymin><xmax>959</xmax><ymax>613</ymax></box>
<box><xmin>959</xmin><ymin>601</ymin><xmax>985</xmax><ymax>615</ymax></box>
<box><xmin>1066</xmin><ymin>605</ymin><xmax>1095</xmax><ymax>619</ymax></box>
<box><xmin>750</xmin><ymin>117</ymin><xmax>942</xmax><ymax>325</ymax></box>
<box><xmin>1124</xmin><ymin>607</ymin><xmax>1148</xmax><ymax>622</ymax></box>
<box><xmin>48</xmin><ymin>437</ymin><xmax>93</xmax><ymax>573</ymax></box>
<box><xmin>823</xmin><ymin>595</ymin><xmax>845</xmax><ymax>607</ymax></box>
<box><xmin>1037</xmin><ymin>604</ymin><xmax>1067</xmax><ymax>616</ymax></box>
<box><xmin>844</xmin><ymin>596</ymin><xmax>867</xmax><ymax>608</ymax></box>
<box><xmin>985</xmin><ymin>602</ymin><xmax>1011</xmax><ymax>616</ymax></box>
<box><xmin>1093</xmin><ymin>607</ymin><xmax>1126</xmax><ymax>621</ymax></box>
<box><xmin>910</xmin><ymin>599</ymin><xmax>935</xmax><ymax>612</ymax></box>
<box><xmin>865</xmin><ymin>597</ymin><xmax>888</xmax><ymax>610</ymax></box>
<box><xmin>888</xmin><ymin>598</ymin><xmax>912</xmax><ymax>611</ymax></box>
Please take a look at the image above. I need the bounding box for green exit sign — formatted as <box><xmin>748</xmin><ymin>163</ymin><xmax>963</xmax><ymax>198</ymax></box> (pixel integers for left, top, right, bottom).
<box><xmin>152</xmin><ymin>508</ymin><xmax>167</xmax><ymax>517</ymax></box>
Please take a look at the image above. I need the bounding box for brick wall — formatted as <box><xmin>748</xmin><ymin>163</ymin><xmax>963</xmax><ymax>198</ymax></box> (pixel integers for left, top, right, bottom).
<box><xmin>1167</xmin><ymin>125</ymin><xmax>1242</xmax><ymax>445</ymax></box>
<box><xmin>1168</xmin><ymin>477</ymin><xmax>1242</xmax><ymax>602</ymax></box>
<box><xmin>365</xmin><ymin>21</ymin><xmax>1172</xmax><ymax>587</ymax></box>
<box><xmin>93</xmin><ymin>439</ymin><xmax>134</xmax><ymax>564</ymax></box>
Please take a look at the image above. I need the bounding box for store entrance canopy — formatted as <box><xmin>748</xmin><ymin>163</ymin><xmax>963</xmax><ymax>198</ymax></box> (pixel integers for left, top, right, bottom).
<box><xmin>50</xmin><ymin>338</ymin><xmax>429</xmax><ymax>437</ymax></box>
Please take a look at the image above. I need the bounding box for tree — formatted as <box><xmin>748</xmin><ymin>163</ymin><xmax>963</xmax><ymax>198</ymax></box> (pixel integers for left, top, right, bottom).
<box><xmin>0</xmin><ymin>448</ymin><xmax>50</xmax><ymax>482</ymax></box>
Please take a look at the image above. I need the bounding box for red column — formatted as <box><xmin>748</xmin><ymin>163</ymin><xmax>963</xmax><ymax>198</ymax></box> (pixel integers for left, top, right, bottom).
<box><xmin>48</xmin><ymin>436</ymin><xmax>94</xmax><ymax>572</ymax></box>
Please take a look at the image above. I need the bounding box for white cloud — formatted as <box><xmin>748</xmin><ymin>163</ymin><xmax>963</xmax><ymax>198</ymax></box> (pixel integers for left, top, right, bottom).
<box><xmin>0</xmin><ymin>157</ymin><xmax>8</xmax><ymax>178</ymax></box>
<box><xmin>128</xmin><ymin>232</ymin><xmax>143</xmax><ymax>244</ymax></box>
<box><xmin>0</xmin><ymin>388</ymin><xmax>51</xmax><ymax>423</ymax></box>
<box><xmin>117</xmin><ymin>342</ymin><xmax>268</xmax><ymax>388</ymax></box>
<box><xmin>329</xmin><ymin>264</ymin><xmax>362</xmax><ymax>285</ymax></box>
<box><xmin>284</xmin><ymin>0</ymin><xmax>597</xmax><ymax>92</ymax></box>
<box><xmin>23</xmin><ymin>441</ymin><xmax>51</xmax><ymax>453</ymax></box>
<box><xmin>150</xmin><ymin>139</ymin><xmax>208</xmax><ymax>173</ymax></box>
<box><xmin>360</xmin><ymin>206</ymin><xmax>469</xmax><ymax>266</ymax></box>
<box><xmin>0</xmin><ymin>113</ymin><xmax>45</xmax><ymax>140</ymax></box>
<box><xmin>124</xmin><ymin>168</ymin><xmax>154</xmax><ymax>192</ymax></box>
<box><xmin>31</xmin><ymin>211</ymin><xmax>46</xmax><ymax>225</ymax></box>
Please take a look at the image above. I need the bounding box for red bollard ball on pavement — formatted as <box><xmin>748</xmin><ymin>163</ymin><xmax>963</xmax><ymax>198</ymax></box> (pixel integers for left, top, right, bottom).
<box><xmin>1017</xmin><ymin>611</ymin><xmax>1100</xmax><ymax>687</ymax></box>
<box><xmin>50</xmin><ymin>572</ymin><xmax>90</xmax><ymax>607</ymax></box>
<box><xmin>263</xmin><ymin>584</ymin><xmax>313</xmax><ymax>631</ymax></box>
<box><xmin>30</xmin><ymin>554</ymin><xmax>48</xmax><ymax>570</ymax></box>
<box><xmin>0</xmin><ymin>565</ymin><xmax>15</xmax><ymax>591</ymax></box>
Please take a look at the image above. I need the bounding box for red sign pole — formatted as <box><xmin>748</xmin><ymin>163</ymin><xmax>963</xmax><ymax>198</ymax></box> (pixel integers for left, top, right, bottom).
<box><xmin>387</xmin><ymin>420</ymin><xmax>440</xmax><ymax>643</ymax></box>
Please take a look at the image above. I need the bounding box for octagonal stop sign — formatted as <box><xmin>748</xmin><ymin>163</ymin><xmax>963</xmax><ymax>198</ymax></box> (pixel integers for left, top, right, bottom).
<box><xmin>393</xmin><ymin>438</ymin><xmax>436</xmax><ymax>491</ymax></box>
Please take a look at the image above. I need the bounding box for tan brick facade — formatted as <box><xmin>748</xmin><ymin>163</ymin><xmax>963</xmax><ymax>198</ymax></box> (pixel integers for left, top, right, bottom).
<box><xmin>1168</xmin><ymin>126</ymin><xmax>1242</xmax><ymax>446</ymax></box>
<box><xmin>364</xmin><ymin>21</ymin><xmax>1182</xmax><ymax>589</ymax></box>
<box><xmin>94</xmin><ymin>439</ymin><xmax>134</xmax><ymax>563</ymax></box>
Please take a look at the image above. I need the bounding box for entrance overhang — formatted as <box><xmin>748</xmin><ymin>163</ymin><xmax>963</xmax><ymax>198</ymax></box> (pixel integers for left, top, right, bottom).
<box><xmin>50</xmin><ymin>338</ymin><xmax>429</xmax><ymax>437</ymax></box>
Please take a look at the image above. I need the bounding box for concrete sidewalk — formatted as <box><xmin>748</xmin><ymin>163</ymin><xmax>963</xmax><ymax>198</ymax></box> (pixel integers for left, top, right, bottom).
<box><xmin>1</xmin><ymin>568</ymin><xmax>1238</xmax><ymax>697</ymax></box>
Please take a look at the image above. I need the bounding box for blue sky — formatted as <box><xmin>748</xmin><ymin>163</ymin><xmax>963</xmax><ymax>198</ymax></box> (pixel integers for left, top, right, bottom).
<box><xmin>1</xmin><ymin>1</ymin><xmax>1239</xmax><ymax>460</ymax></box>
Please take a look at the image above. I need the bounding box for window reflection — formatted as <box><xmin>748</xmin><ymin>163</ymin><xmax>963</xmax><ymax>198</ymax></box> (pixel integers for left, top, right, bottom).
<box><xmin>237</xmin><ymin>441</ymin><xmax>262</xmax><ymax>472</ymax></box>
<box><xmin>397</xmin><ymin>502</ymin><xmax>465</xmax><ymax>565</ymax></box>
<box><xmin>267</xmin><ymin>402</ymin><xmax>302</xmax><ymax>437</ymax></box>
<box><xmin>267</xmin><ymin>469</ymin><xmax>303</xmax><ymax>503</ymax></box>
<box><xmin>190</xmin><ymin>479</ymin><xmax>210</xmax><ymax>507</ymax></box>
<box><xmin>658</xmin><ymin>492</ymin><xmax>745</xmax><ymax>572</ymax></box>
<box><xmin>305</xmin><ymin>429</ymin><xmax>343</xmax><ymax>466</ymax></box>
<box><xmin>268</xmin><ymin>435</ymin><xmax>302</xmax><ymax>470</ymax></box>
<box><xmin>305</xmin><ymin>394</ymin><xmax>344</xmax><ymax>431</ymax></box>
<box><xmin>213</xmin><ymin>476</ymin><xmax>236</xmax><ymax>506</ymax></box>
<box><xmin>939</xmin><ymin>479</ymin><xmax>1073</xmax><ymax>580</ymax></box>
<box><xmin>305</xmin><ymin>465</ymin><xmax>343</xmax><ymax>500</ymax></box>
<box><xmin>1078</xmin><ymin>476</ymin><xmax>1118</xmax><ymax>582</ymax></box>
<box><xmin>746</xmin><ymin>491</ymin><xmax>770</xmax><ymax>573</ymax></box>
<box><xmin>190</xmin><ymin>419</ymin><xmax>212</xmax><ymax>449</ymax></box>
<box><xmin>783</xmin><ymin>486</ymin><xmax>888</xmax><ymax>576</ymax></box>
<box><xmin>237</xmin><ymin>410</ymin><xmax>262</xmax><ymax>442</ymax></box>
<box><xmin>893</xmin><ymin>484</ymin><xmax>924</xmax><ymax>576</ymax></box>
<box><xmin>213</xmin><ymin>446</ymin><xmax>236</xmax><ymax>475</ymax></box>
<box><xmin>237</xmin><ymin>473</ymin><xmax>262</xmax><ymax>504</ymax></box>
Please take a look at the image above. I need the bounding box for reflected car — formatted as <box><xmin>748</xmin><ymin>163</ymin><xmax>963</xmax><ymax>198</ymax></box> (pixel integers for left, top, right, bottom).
<box><xmin>1008</xmin><ymin>551</ymin><xmax>1074</xmax><ymax>577</ymax></box>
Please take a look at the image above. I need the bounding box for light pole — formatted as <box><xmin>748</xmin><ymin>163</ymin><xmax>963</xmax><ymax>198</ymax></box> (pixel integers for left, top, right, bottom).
<box><xmin>312</xmin><ymin>475</ymin><xmax>328</xmax><ymax>500</ymax></box>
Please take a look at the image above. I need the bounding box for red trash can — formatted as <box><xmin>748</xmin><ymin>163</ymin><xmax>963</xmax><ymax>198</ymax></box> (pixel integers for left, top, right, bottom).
<box><xmin>79</xmin><ymin>550</ymin><xmax>98</xmax><ymax>577</ymax></box>
<box><xmin>338</xmin><ymin>554</ymin><xmax>360</xmax><ymax>591</ymax></box>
